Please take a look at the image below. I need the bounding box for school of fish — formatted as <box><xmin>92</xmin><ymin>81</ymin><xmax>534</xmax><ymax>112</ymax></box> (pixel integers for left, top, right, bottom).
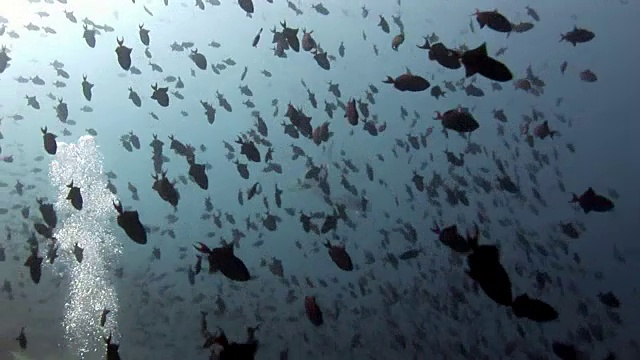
<box><xmin>0</xmin><ymin>1</ymin><xmax>631</xmax><ymax>360</ymax></box>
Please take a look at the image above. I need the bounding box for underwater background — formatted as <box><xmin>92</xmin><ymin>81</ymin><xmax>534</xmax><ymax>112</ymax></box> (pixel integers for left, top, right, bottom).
<box><xmin>0</xmin><ymin>0</ymin><xmax>639</xmax><ymax>359</ymax></box>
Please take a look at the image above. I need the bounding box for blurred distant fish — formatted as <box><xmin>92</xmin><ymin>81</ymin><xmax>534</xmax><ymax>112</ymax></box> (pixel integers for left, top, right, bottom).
<box><xmin>579</xmin><ymin>69</ymin><xmax>597</xmax><ymax>82</ymax></box>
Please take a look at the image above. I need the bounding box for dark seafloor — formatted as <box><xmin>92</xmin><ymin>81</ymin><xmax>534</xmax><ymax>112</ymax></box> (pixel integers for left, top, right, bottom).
<box><xmin>0</xmin><ymin>0</ymin><xmax>639</xmax><ymax>359</ymax></box>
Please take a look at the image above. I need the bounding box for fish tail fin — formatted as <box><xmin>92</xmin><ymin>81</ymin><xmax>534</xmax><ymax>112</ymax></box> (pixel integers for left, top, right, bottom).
<box><xmin>569</xmin><ymin>194</ymin><xmax>579</xmax><ymax>203</ymax></box>
<box><xmin>417</xmin><ymin>37</ymin><xmax>430</xmax><ymax>49</ymax></box>
<box><xmin>382</xmin><ymin>76</ymin><xmax>394</xmax><ymax>84</ymax></box>
<box><xmin>194</xmin><ymin>242</ymin><xmax>210</xmax><ymax>254</ymax></box>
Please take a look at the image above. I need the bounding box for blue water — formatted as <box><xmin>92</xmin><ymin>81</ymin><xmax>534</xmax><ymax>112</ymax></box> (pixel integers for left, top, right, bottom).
<box><xmin>0</xmin><ymin>0</ymin><xmax>639</xmax><ymax>359</ymax></box>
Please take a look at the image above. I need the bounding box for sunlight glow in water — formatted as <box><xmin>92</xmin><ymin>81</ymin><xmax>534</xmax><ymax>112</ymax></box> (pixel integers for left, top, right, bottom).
<box><xmin>48</xmin><ymin>136</ymin><xmax>122</xmax><ymax>357</ymax></box>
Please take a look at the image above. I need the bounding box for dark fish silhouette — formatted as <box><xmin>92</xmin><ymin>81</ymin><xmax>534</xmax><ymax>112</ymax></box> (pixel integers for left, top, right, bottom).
<box><xmin>104</xmin><ymin>332</ymin><xmax>121</xmax><ymax>360</ymax></box>
<box><xmin>36</xmin><ymin>199</ymin><xmax>58</xmax><ymax>228</ymax></box>
<box><xmin>83</xmin><ymin>24</ymin><xmax>96</xmax><ymax>48</ymax></box>
<box><xmin>81</xmin><ymin>74</ymin><xmax>93</xmax><ymax>101</ymax></box>
<box><xmin>473</xmin><ymin>9</ymin><xmax>512</xmax><ymax>33</ymax></box>
<box><xmin>33</xmin><ymin>223</ymin><xmax>53</xmax><ymax>239</ymax></box>
<box><xmin>189</xmin><ymin>49</ymin><xmax>207</xmax><ymax>70</ymax></box>
<box><xmin>214</xmin><ymin>329</ymin><xmax>258</xmax><ymax>360</ymax></box>
<box><xmin>313</xmin><ymin>48</ymin><xmax>330</xmax><ymax>70</ymax></box>
<box><xmin>73</xmin><ymin>242</ymin><xmax>84</xmax><ymax>263</ymax></box>
<box><xmin>466</xmin><ymin>244</ymin><xmax>513</xmax><ymax>306</ymax></box>
<box><xmin>41</xmin><ymin>127</ymin><xmax>57</xmax><ymax>155</ymax></box>
<box><xmin>570</xmin><ymin>187</ymin><xmax>614</xmax><ymax>213</ymax></box>
<box><xmin>236</xmin><ymin>136</ymin><xmax>261</xmax><ymax>162</ymax></box>
<box><xmin>432</xmin><ymin>223</ymin><xmax>474</xmax><ymax>254</ymax></box>
<box><xmin>115</xmin><ymin>37</ymin><xmax>132</xmax><ymax>70</ymax></box>
<box><xmin>151</xmin><ymin>83</ymin><xmax>169</xmax><ymax>107</ymax></box>
<box><xmin>24</xmin><ymin>247</ymin><xmax>42</xmax><ymax>284</ymax></box>
<box><xmin>325</xmin><ymin>241</ymin><xmax>353</xmax><ymax>271</ymax></box>
<box><xmin>560</xmin><ymin>26</ymin><xmax>595</xmax><ymax>46</ymax></box>
<box><xmin>238</xmin><ymin>0</ymin><xmax>254</xmax><ymax>17</ymax></box>
<box><xmin>252</xmin><ymin>28</ymin><xmax>263</xmax><ymax>47</ymax></box>
<box><xmin>511</xmin><ymin>294</ymin><xmax>558</xmax><ymax>322</ymax></box>
<box><xmin>417</xmin><ymin>37</ymin><xmax>461</xmax><ymax>70</ymax></box>
<box><xmin>66</xmin><ymin>181</ymin><xmax>83</xmax><ymax>210</ymax></box>
<box><xmin>0</xmin><ymin>46</ymin><xmax>11</xmax><ymax>74</ymax></box>
<box><xmin>100</xmin><ymin>308</ymin><xmax>110</xmax><ymax>327</ymax></box>
<box><xmin>187</xmin><ymin>155</ymin><xmax>209</xmax><ymax>190</ymax></box>
<box><xmin>598</xmin><ymin>291</ymin><xmax>620</xmax><ymax>308</ymax></box>
<box><xmin>552</xmin><ymin>341</ymin><xmax>578</xmax><ymax>360</ymax></box>
<box><xmin>113</xmin><ymin>200</ymin><xmax>147</xmax><ymax>244</ymax></box>
<box><xmin>460</xmin><ymin>43</ymin><xmax>513</xmax><ymax>82</ymax></box>
<box><xmin>151</xmin><ymin>171</ymin><xmax>180</xmax><ymax>210</ymax></box>
<box><xmin>434</xmin><ymin>108</ymin><xmax>479</xmax><ymax>134</ymax></box>
<box><xmin>305</xmin><ymin>296</ymin><xmax>323</xmax><ymax>326</ymax></box>
<box><xmin>194</xmin><ymin>242</ymin><xmax>251</xmax><ymax>281</ymax></box>
<box><xmin>383</xmin><ymin>72</ymin><xmax>430</xmax><ymax>92</ymax></box>
<box><xmin>138</xmin><ymin>24</ymin><xmax>150</xmax><ymax>46</ymax></box>
<box><xmin>16</xmin><ymin>327</ymin><xmax>27</xmax><ymax>349</ymax></box>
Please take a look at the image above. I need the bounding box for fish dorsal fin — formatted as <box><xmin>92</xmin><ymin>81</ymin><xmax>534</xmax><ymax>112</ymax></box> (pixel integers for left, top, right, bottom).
<box><xmin>224</xmin><ymin>243</ymin><xmax>234</xmax><ymax>255</ymax></box>
<box><xmin>477</xmin><ymin>43</ymin><xmax>488</xmax><ymax>57</ymax></box>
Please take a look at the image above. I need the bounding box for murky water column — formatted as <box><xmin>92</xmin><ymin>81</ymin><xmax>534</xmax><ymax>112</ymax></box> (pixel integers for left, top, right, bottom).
<box><xmin>48</xmin><ymin>136</ymin><xmax>122</xmax><ymax>358</ymax></box>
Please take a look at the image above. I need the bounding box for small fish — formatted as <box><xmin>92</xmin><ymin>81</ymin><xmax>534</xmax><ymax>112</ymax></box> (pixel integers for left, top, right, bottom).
<box><xmin>100</xmin><ymin>309</ymin><xmax>111</xmax><ymax>326</ymax></box>
<box><xmin>16</xmin><ymin>327</ymin><xmax>27</xmax><ymax>349</ymax></box>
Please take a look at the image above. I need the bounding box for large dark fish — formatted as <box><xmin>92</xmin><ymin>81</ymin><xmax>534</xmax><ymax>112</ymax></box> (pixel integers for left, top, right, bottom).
<box><xmin>570</xmin><ymin>187</ymin><xmax>614</xmax><ymax>213</ymax></box>
<box><xmin>115</xmin><ymin>37</ymin><xmax>132</xmax><ymax>70</ymax></box>
<box><xmin>24</xmin><ymin>248</ymin><xmax>43</xmax><ymax>284</ymax></box>
<box><xmin>304</xmin><ymin>296</ymin><xmax>323</xmax><ymax>326</ymax></box>
<box><xmin>473</xmin><ymin>9</ymin><xmax>512</xmax><ymax>33</ymax></box>
<box><xmin>113</xmin><ymin>200</ymin><xmax>147</xmax><ymax>244</ymax></box>
<box><xmin>325</xmin><ymin>241</ymin><xmax>353</xmax><ymax>271</ymax></box>
<box><xmin>466</xmin><ymin>245</ymin><xmax>513</xmax><ymax>306</ymax></box>
<box><xmin>194</xmin><ymin>242</ymin><xmax>251</xmax><ymax>281</ymax></box>
<box><xmin>383</xmin><ymin>72</ymin><xmax>430</xmax><ymax>92</ymax></box>
<box><xmin>460</xmin><ymin>43</ymin><xmax>513</xmax><ymax>82</ymax></box>
<box><xmin>417</xmin><ymin>37</ymin><xmax>461</xmax><ymax>69</ymax></box>
<box><xmin>511</xmin><ymin>294</ymin><xmax>558</xmax><ymax>322</ymax></box>
<box><xmin>238</xmin><ymin>0</ymin><xmax>254</xmax><ymax>17</ymax></box>
<box><xmin>41</xmin><ymin>127</ymin><xmax>57</xmax><ymax>155</ymax></box>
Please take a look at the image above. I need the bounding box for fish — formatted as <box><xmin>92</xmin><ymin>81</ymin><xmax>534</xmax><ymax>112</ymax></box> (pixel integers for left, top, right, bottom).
<box><xmin>304</xmin><ymin>296</ymin><xmax>323</xmax><ymax>326</ymax></box>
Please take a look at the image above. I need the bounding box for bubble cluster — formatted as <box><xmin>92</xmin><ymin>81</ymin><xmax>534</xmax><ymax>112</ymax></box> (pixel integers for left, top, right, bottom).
<box><xmin>48</xmin><ymin>136</ymin><xmax>122</xmax><ymax>357</ymax></box>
